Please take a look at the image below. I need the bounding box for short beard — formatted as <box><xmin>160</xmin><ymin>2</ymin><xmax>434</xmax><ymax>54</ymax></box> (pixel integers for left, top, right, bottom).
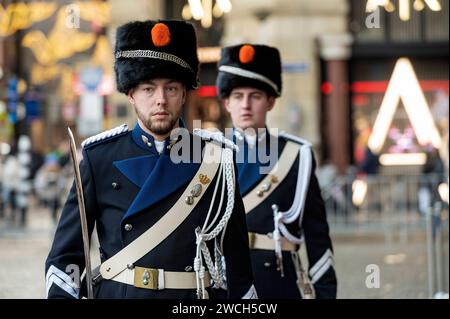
<box><xmin>135</xmin><ymin>107</ymin><xmax>178</xmax><ymax>136</ymax></box>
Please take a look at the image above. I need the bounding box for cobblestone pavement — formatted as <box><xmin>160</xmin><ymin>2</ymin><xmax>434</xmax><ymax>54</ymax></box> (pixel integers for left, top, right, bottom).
<box><xmin>0</xmin><ymin>207</ymin><xmax>55</xmax><ymax>299</ymax></box>
<box><xmin>0</xmin><ymin>207</ymin><xmax>448</xmax><ymax>299</ymax></box>
<box><xmin>332</xmin><ymin>234</ymin><xmax>436</xmax><ymax>298</ymax></box>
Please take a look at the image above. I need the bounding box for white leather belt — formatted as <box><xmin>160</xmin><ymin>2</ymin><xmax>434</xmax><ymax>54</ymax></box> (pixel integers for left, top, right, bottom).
<box><xmin>248</xmin><ymin>232</ymin><xmax>297</xmax><ymax>252</ymax></box>
<box><xmin>110</xmin><ymin>266</ymin><xmax>211</xmax><ymax>290</ymax></box>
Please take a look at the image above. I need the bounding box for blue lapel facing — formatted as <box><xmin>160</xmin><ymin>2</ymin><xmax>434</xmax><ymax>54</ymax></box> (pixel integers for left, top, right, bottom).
<box><xmin>113</xmin><ymin>155</ymin><xmax>159</xmax><ymax>188</ymax></box>
<box><xmin>122</xmin><ymin>154</ymin><xmax>200</xmax><ymax>220</ymax></box>
<box><xmin>117</xmin><ymin>122</ymin><xmax>200</xmax><ymax>221</ymax></box>
<box><xmin>237</xmin><ymin>160</ymin><xmax>263</xmax><ymax>196</ymax></box>
<box><xmin>113</xmin><ymin>123</ymin><xmax>161</xmax><ymax>188</ymax></box>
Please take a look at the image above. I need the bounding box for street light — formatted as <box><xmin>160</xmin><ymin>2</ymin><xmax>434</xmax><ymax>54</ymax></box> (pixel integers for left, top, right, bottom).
<box><xmin>182</xmin><ymin>0</ymin><xmax>233</xmax><ymax>28</ymax></box>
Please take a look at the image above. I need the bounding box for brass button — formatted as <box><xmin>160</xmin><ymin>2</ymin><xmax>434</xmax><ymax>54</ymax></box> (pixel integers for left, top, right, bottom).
<box><xmin>124</xmin><ymin>224</ymin><xmax>133</xmax><ymax>232</ymax></box>
<box><xmin>185</xmin><ymin>196</ymin><xmax>194</xmax><ymax>205</ymax></box>
<box><xmin>112</xmin><ymin>182</ymin><xmax>119</xmax><ymax>189</ymax></box>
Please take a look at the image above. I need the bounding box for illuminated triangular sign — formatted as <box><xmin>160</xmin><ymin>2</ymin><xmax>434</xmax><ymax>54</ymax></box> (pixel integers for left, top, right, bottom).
<box><xmin>368</xmin><ymin>58</ymin><xmax>442</xmax><ymax>154</ymax></box>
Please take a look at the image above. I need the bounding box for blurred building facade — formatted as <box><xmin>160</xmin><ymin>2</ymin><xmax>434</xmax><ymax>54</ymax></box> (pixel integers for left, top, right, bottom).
<box><xmin>0</xmin><ymin>0</ymin><xmax>448</xmax><ymax>176</ymax></box>
<box><xmin>346</xmin><ymin>0</ymin><xmax>448</xmax><ymax>176</ymax></box>
<box><xmin>0</xmin><ymin>0</ymin><xmax>113</xmax><ymax>155</ymax></box>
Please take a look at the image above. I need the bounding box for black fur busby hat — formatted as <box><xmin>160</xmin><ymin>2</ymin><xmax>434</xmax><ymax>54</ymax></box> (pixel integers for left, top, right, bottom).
<box><xmin>114</xmin><ymin>20</ymin><xmax>199</xmax><ymax>94</ymax></box>
<box><xmin>216</xmin><ymin>44</ymin><xmax>282</xmax><ymax>98</ymax></box>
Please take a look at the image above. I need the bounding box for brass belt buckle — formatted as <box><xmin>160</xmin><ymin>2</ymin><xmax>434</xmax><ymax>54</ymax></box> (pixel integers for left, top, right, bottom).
<box><xmin>134</xmin><ymin>267</ymin><xmax>159</xmax><ymax>290</ymax></box>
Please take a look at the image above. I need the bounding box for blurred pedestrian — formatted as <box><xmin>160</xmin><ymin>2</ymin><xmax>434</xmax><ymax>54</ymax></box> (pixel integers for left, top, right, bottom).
<box><xmin>34</xmin><ymin>154</ymin><xmax>62</xmax><ymax>222</ymax></box>
<box><xmin>2</xmin><ymin>150</ymin><xmax>20</xmax><ymax>221</ymax></box>
<box><xmin>0</xmin><ymin>152</ymin><xmax>5</xmax><ymax>218</ymax></box>
<box><xmin>16</xmin><ymin>135</ymin><xmax>33</xmax><ymax>226</ymax></box>
<box><xmin>360</xmin><ymin>147</ymin><xmax>379</xmax><ymax>175</ymax></box>
<box><xmin>419</xmin><ymin>144</ymin><xmax>446</xmax><ymax>214</ymax></box>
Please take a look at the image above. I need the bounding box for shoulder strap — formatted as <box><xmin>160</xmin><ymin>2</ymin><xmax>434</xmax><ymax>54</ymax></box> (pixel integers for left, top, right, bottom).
<box><xmin>99</xmin><ymin>142</ymin><xmax>223</xmax><ymax>281</ymax></box>
<box><xmin>193</xmin><ymin>128</ymin><xmax>238</xmax><ymax>151</ymax></box>
<box><xmin>82</xmin><ymin>124</ymin><xmax>129</xmax><ymax>149</ymax></box>
<box><xmin>279</xmin><ymin>131</ymin><xmax>312</xmax><ymax>147</ymax></box>
<box><xmin>243</xmin><ymin>141</ymin><xmax>300</xmax><ymax>213</ymax></box>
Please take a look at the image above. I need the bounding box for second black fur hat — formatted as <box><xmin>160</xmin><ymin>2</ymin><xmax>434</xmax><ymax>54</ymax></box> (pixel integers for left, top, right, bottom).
<box><xmin>216</xmin><ymin>44</ymin><xmax>282</xmax><ymax>98</ymax></box>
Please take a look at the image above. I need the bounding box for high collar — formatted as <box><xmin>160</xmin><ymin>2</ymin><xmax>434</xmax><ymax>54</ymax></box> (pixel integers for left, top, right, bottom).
<box><xmin>233</xmin><ymin>127</ymin><xmax>268</xmax><ymax>148</ymax></box>
<box><xmin>131</xmin><ymin>119</ymin><xmax>185</xmax><ymax>155</ymax></box>
<box><xmin>233</xmin><ymin>126</ymin><xmax>280</xmax><ymax>196</ymax></box>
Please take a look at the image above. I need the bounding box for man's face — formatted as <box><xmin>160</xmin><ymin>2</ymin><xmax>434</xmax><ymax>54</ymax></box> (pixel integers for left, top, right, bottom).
<box><xmin>128</xmin><ymin>78</ymin><xmax>186</xmax><ymax>136</ymax></box>
<box><xmin>224</xmin><ymin>87</ymin><xmax>275</xmax><ymax>132</ymax></box>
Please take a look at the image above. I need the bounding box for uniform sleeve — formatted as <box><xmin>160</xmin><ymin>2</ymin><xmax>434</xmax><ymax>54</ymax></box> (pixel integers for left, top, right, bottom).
<box><xmin>45</xmin><ymin>149</ymin><xmax>97</xmax><ymax>299</ymax></box>
<box><xmin>221</xmin><ymin>162</ymin><xmax>257</xmax><ymax>299</ymax></box>
<box><xmin>302</xmin><ymin>152</ymin><xmax>337</xmax><ymax>299</ymax></box>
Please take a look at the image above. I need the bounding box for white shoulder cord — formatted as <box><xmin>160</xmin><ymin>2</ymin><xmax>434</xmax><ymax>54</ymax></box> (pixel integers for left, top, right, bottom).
<box><xmin>271</xmin><ymin>143</ymin><xmax>312</xmax><ymax>275</ymax></box>
<box><xmin>194</xmin><ymin>147</ymin><xmax>235</xmax><ymax>299</ymax></box>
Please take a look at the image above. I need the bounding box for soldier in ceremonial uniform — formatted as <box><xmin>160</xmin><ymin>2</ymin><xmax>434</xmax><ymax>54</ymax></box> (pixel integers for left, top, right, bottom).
<box><xmin>216</xmin><ymin>44</ymin><xmax>337</xmax><ymax>299</ymax></box>
<box><xmin>45</xmin><ymin>20</ymin><xmax>256</xmax><ymax>299</ymax></box>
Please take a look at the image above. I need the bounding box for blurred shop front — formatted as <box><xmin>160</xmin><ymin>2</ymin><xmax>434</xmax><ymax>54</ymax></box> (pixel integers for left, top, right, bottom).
<box><xmin>1</xmin><ymin>0</ymin><xmax>448</xmax><ymax>175</ymax></box>
<box><xmin>0</xmin><ymin>0</ymin><xmax>112</xmax><ymax>156</ymax></box>
<box><xmin>320</xmin><ymin>0</ymin><xmax>449</xmax><ymax>175</ymax></box>
<box><xmin>319</xmin><ymin>5</ymin><xmax>449</xmax><ymax>298</ymax></box>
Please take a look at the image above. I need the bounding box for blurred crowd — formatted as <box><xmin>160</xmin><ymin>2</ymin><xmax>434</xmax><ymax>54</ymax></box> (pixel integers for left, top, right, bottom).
<box><xmin>0</xmin><ymin>137</ymin><xmax>73</xmax><ymax>227</ymax></box>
